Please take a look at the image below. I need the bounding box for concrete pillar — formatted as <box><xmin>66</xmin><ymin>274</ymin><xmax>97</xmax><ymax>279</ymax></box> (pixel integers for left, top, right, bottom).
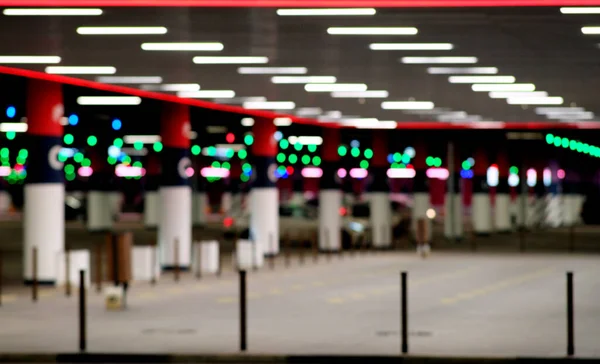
<box><xmin>494</xmin><ymin>151</ymin><xmax>511</xmax><ymax>233</ymax></box>
<box><xmin>319</xmin><ymin>128</ymin><xmax>342</xmax><ymax>252</ymax></box>
<box><xmin>158</xmin><ymin>103</ymin><xmax>192</xmax><ymax>269</ymax></box>
<box><xmin>369</xmin><ymin>130</ymin><xmax>391</xmax><ymax>248</ymax></box>
<box><xmin>143</xmin><ymin>152</ymin><xmax>160</xmax><ymax>228</ymax></box>
<box><xmin>86</xmin><ymin>149</ymin><xmax>113</xmax><ymax>232</ymax></box>
<box><xmin>250</xmin><ymin>117</ymin><xmax>279</xmax><ymax>256</ymax></box>
<box><xmin>23</xmin><ymin>79</ymin><xmax>65</xmax><ymax>284</ymax></box>
<box><xmin>444</xmin><ymin>143</ymin><xmax>463</xmax><ymax>240</ymax></box>
<box><xmin>472</xmin><ymin>148</ymin><xmax>492</xmax><ymax>235</ymax></box>
<box><xmin>411</xmin><ymin>142</ymin><xmax>432</xmax><ymax>251</ymax></box>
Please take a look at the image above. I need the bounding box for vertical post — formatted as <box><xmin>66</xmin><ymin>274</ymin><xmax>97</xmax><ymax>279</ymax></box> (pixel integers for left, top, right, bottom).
<box><xmin>95</xmin><ymin>242</ymin><xmax>102</xmax><ymax>293</ymax></box>
<box><xmin>65</xmin><ymin>247</ymin><xmax>71</xmax><ymax>297</ymax></box>
<box><xmin>239</xmin><ymin>270</ymin><xmax>247</xmax><ymax>352</ymax></box>
<box><xmin>151</xmin><ymin>241</ymin><xmax>157</xmax><ymax>285</ymax></box>
<box><xmin>195</xmin><ymin>242</ymin><xmax>202</xmax><ymax>279</ymax></box>
<box><xmin>447</xmin><ymin>142</ymin><xmax>456</xmax><ymax>241</ymax></box>
<box><xmin>32</xmin><ymin>247</ymin><xmax>38</xmax><ymax>302</ymax></box>
<box><xmin>567</xmin><ymin>271</ymin><xmax>574</xmax><ymax>357</ymax></box>
<box><xmin>174</xmin><ymin>238</ymin><xmax>180</xmax><ymax>282</ymax></box>
<box><xmin>401</xmin><ymin>271</ymin><xmax>408</xmax><ymax>354</ymax></box>
<box><xmin>79</xmin><ymin>269</ymin><xmax>86</xmax><ymax>352</ymax></box>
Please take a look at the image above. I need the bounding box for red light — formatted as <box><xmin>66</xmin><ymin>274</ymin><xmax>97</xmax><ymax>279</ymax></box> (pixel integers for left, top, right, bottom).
<box><xmin>226</xmin><ymin>133</ymin><xmax>235</xmax><ymax>143</ymax></box>
<box><xmin>406</xmin><ymin>164</ymin><xmax>414</xmax><ymax>169</ymax></box>
<box><xmin>286</xmin><ymin>166</ymin><xmax>294</xmax><ymax>175</ymax></box>
<box><xmin>339</xmin><ymin>207</ymin><xmax>347</xmax><ymax>216</ymax></box>
<box><xmin>223</xmin><ymin>217</ymin><xmax>234</xmax><ymax>228</ymax></box>
<box><xmin>490</xmin><ymin>164</ymin><xmax>498</xmax><ymax>168</ymax></box>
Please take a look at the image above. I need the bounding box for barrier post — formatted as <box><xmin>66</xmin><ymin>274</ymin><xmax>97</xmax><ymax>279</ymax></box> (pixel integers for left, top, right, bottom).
<box><xmin>239</xmin><ymin>270</ymin><xmax>247</xmax><ymax>352</ymax></box>
<box><xmin>32</xmin><ymin>247</ymin><xmax>38</xmax><ymax>302</ymax></box>
<box><xmin>174</xmin><ymin>238</ymin><xmax>180</xmax><ymax>282</ymax></box>
<box><xmin>195</xmin><ymin>242</ymin><xmax>202</xmax><ymax>280</ymax></box>
<box><xmin>567</xmin><ymin>271</ymin><xmax>574</xmax><ymax>356</ymax></box>
<box><xmin>96</xmin><ymin>241</ymin><xmax>102</xmax><ymax>293</ymax></box>
<box><xmin>65</xmin><ymin>247</ymin><xmax>71</xmax><ymax>297</ymax></box>
<box><xmin>401</xmin><ymin>271</ymin><xmax>408</xmax><ymax>354</ymax></box>
<box><xmin>79</xmin><ymin>269</ymin><xmax>86</xmax><ymax>352</ymax></box>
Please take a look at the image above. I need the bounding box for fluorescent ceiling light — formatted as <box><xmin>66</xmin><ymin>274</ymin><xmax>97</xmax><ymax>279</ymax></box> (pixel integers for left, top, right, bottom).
<box><xmin>535</xmin><ymin>107</ymin><xmax>584</xmax><ymax>114</ymax></box>
<box><xmin>546</xmin><ymin>112</ymin><xmax>594</xmax><ymax>120</ymax></box>
<box><xmin>449</xmin><ymin>76</ymin><xmax>515</xmax><ymax>84</ymax></box>
<box><xmin>581</xmin><ymin>27</ymin><xmax>600</xmax><ymax>34</ymax></box>
<box><xmin>331</xmin><ymin>90</ymin><xmax>389</xmax><ymax>98</ymax></box>
<box><xmin>45</xmin><ymin>66</ymin><xmax>116</xmax><ymax>74</ymax></box>
<box><xmin>506</xmin><ymin>97</ymin><xmax>564</xmax><ymax>105</ymax></box>
<box><xmin>277</xmin><ymin>8</ymin><xmax>376</xmax><ymax>16</ymax></box>
<box><xmin>381</xmin><ymin>101</ymin><xmax>435</xmax><ymax>110</ymax></box>
<box><xmin>305</xmin><ymin>83</ymin><xmax>367</xmax><ymax>92</ymax></box>
<box><xmin>238</xmin><ymin>67</ymin><xmax>307</xmax><ymax>74</ymax></box>
<box><xmin>0</xmin><ymin>56</ymin><xmax>60</xmax><ymax>64</ymax></box>
<box><xmin>124</xmin><ymin>135</ymin><xmax>161</xmax><ymax>144</ymax></box>
<box><xmin>355</xmin><ymin>120</ymin><xmax>397</xmax><ymax>129</ymax></box>
<box><xmin>401</xmin><ymin>57</ymin><xmax>478</xmax><ymax>64</ymax></box>
<box><xmin>274</xmin><ymin>117</ymin><xmax>293</xmax><ymax>126</ymax></box>
<box><xmin>387</xmin><ymin>168</ymin><xmax>416</xmax><ymax>179</ymax></box>
<box><xmin>489</xmin><ymin>91</ymin><xmax>548</xmax><ymax>99</ymax></box>
<box><xmin>3</xmin><ymin>8</ymin><xmax>103</xmax><ymax>16</ymax></box>
<box><xmin>288</xmin><ymin>136</ymin><xmax>323</xmax><ymax>145</ymax></box>
<box><xmin>77</xmin><ymin>27</ymin><xmax>167</xmax><ymax>35</ymax></box>
<box><xmin>142</xmin><ymin>42</ymin><xmax>223</xmax><ymax>51</ymax></box>
<box><xmin>241</xmin><ymin>117</ymin><xmax>255</xmax><ymax>126</ymax></box>
<box><xmin>214</xmin><ymin>96</ymin><xmax>267</xmax><ymax>104</ymax></box>
<box><xmin>193</xmin><ymin>56</ymin><xmax>267</xmax><ymax>64</ymax></box>
<box><xmin>370</xmin><ymin>43</ymin><xmax>452</xmax><ymax>50</ymax></box>
<box><xmin>472</xmin><ymin>83</ymin><xmax>536</xmax><ymax>92</ymax></box>
<box><xmin>177</xmin><ymin>90</ymin><xmax>235</xmax><ymax>98</ymax></box>
<box><xmin>77</xmin><ymin>96</ymin><xmax>142</xmax><ymax>105</ymax></box>
<box><xmin>119</xmin><ymin>147</ymin><xmax>148</xmax><ymax>156</ymax></box>
<box><xmin>561</xmin><ymin>7</ymin><xmax>600</xmax><ymax>14</ymax></box>
<box><xmin>271</xmin><ymin>76</ymin><xmax>336</xmax><ymax>84</ymax></box>
<box><xmin>427</xmin><ymin>67</ymin><xmax>498</xmax><ymax>74</ymax></box>
<box><xmin>243</xmin><ymin>101</ymin><xmax>295</xmax><ymax>110</ymax></box>
<box><xmin>96</xmin><ymin>76</ymin><xmax>162</xmax><ymax>84</ymax></box>
<box><xmin>0</xmin><ymin>123</ymin><xmax>27</xmax><ymax>132</ymax></box>
<box><xmin>296</xmin><ymin>107</ymin><xmax>323</xmax><ymax>116</ymax></box>
<box><xmin>328</xmin><ymin>27</ymin><xmax>417</xmax><ymax>35</ymax></box>
<box><xmin>141</xmin><ymin>83</ymin><xmax>200</xmax><ymax>92</ymax></box>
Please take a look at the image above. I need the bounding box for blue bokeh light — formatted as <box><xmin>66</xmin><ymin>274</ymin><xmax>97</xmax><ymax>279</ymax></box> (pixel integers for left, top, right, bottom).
<box><xmin>68</xmin><ymin>114</ymin><xmax>79</xmax><ymax>126</ymax></box>
<box><xmin>350</xmin><ymin>140</ymin><xmax>360</xmax><ymax>148</ymax></box>
<box><xmin>387</xmin><ymin>154</ymin><xmax>394</xmax><ymax>164</ymax></box>
<box><xmin>6</xmin><ymin>106</ymin><xmax>16</xmax><ymax>119</ymax></box>
<box><xmin>460</xmin><ymin>169</ymin><xmax>474</xmax><ymax>179</ymax></box>
<box><xmin>112</xmin><ymin>118</ymin><xmax>122</xmax><ymax>130</ymax></box>
<box><xmin>274</xmin><ymin>131</ymin><xmax>283</xmax><ymax>141</ymax></box>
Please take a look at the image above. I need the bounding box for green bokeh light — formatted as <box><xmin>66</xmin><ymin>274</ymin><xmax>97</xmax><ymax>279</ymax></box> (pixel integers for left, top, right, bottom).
<box><xmin>360</xmin><ymin>160</ymin><xmax>369</xmax><ymax>169</ymax></box>
<box><xmin>338</xmin><ymin>145</ymin><xmax>347</xmax><ymax>157</ymax></box>
<box><xmin>6</xmin><ymin>131</ymin><xmax>15</xmax><ymax>140</ymax></box>
<box><xmin>244</xmin><ymin>134</ymin><xmax>254</xmax><ymax>146</ymax></box>
<box><xmin>82</xmin><ymin>158</ymin><xmax>91</xmax><ymax>167</ymax></box>
<box><xmin>212</xmin><ymin>161</ymin><xmax>220</xmax><ymax>168</ymax></box>
<box><xmin>87</xmin><ymin>135</ymin><xmax>97</xmax><ymax>147</ymax></box>
<box><xmin>64</xmin><ymin>134</ymin><xmax>74</xmax><ymax>145</ymax></box>
<box><xmin>364</xmin><ymin>148</ymin><xmax>373</xmax><ymax>159</ymax></box>
<box><xmin>153</xmin><ymin>142</ymin><xmax>163</xmax><ymax>152</ymax></box>
<box><xmin>280</xmin><ymin>139</ymin><xmax>289</xmax><ymax>150</ymax></box>
<box><xmin>350</xmin><ymin>147</ymin><xmax>360</xmax><ymax>158</ymax></box>
<box><xmin>133</xmin><ymin>141</ymin><xmax>143</xmax><ymax>150</ymax></box>
<box><xmin>73</xmin><ymin>152</ymin><xmax>83</xmax><ymax>163</ymax></box>
<box><xmin>308</xmin><ymin>144</ymin><xmax>317</xmax><ymax>153</ymax></box>
<box><xmin>301</xmin><ymin>155</ymin><xmax>311</xmax><ymax>165</ymax></box>
<box><xmin>64</xmin><ymin>164</ymin><xmax>75</xmax><ymax>174</ymax></box>
<box><xmin>312</xmin><ymin>156</ymin><xmax>321</xmax><ymax>166</ymax></box>
<box><xmin>288</xmin><ymin>154</ymin><xmax>298</xmax><ymax>164</ymax></box>
<box><xmin>238</xmin><ymin>149</ymin><xmax>248</xmax><ymax>159</ymax></box>
<box><xmin>113</xmin><ymin>138</ymin><xmax>124</xmax><ymax>148</ymax></box>
<box><xmin>545</xmin><ymin>134</ymin><xmax>554</xmax><ymax>144</ymax></box>
<box><xmin>191</xmin><ymin>145</ymin><xmax>201</xmax><ymax>155</ymax></box>
<box><xmin>276</xmin><ymin>153</ymin><xmax>286</xmax><ymax>163</ymax></box>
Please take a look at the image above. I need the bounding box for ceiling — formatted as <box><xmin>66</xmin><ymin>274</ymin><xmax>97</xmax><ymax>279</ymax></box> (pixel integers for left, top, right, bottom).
<box><xmin>0</xmin><ymin>5</ymin><xmax>600</xmax><ymax>127</ymax></box>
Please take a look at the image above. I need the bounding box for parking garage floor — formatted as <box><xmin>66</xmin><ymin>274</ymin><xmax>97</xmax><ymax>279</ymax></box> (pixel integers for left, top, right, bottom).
<box><xmin>0</xmin><ymin>252</ymin><xmax>598</xmax><ymax>358</ymax></box>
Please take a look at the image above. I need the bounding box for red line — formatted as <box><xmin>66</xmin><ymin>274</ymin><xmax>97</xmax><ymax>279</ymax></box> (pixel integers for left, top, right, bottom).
<box><xmin>0</xmin><ymin>66</ymin><xmax>595</xmax><ymax>130</ymax></box>
<box><xmin>1</xmin><ymin>0</ymin><xmax>600</xmax><ymax>6</ymax></box>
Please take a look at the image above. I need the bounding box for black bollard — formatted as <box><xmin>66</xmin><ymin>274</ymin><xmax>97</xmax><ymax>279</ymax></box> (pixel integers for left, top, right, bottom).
<box><xmin>239</xmin><ymin>270</ymin><xmax>247</xmax><ymax>351</ymax></box>
<box><xmin>401</xmin><ymin>271</ymin><xmax>408</xmax><ymax>354</ymax></box>
<box><xmin>567</xmin><ymin>272</ymin><xmax>574</xmax><ymax>356</ymax></box>
<box><xmin>79</xmin><ymin>270</ymin><xmax>86</xmax><ymax>352</ymax></box>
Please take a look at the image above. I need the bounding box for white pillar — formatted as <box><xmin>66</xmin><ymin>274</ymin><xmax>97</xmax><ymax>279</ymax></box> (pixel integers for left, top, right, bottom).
<box><xmin>319</xmin><ymin>190</ymin><xmax>342</xmax><ymax>251</ymax></box>
<box><xmin>193</xmin><ymin>191</ymin><xmax>208</xmax><ymax>225</ymax></box>
<box><xmin>87</xmin><ymin>191</ymin><xmax>112</xmax><ymax>231</ymax></box>
<box><xmin>0</xmin><ymin>190</ymin><xmax>10</xmax><ymax>214</ymax></box>
<box><xmin>144</xmin><ymin>191</ymin><xmax>159</xmax><ymax>227</ymax></box>
<box><xmin>369</xmin><ymin>192</ymin><xmax>392</xmax><ymax>248</ymax></box>
<box><xmin>494</xmin><ymin>193</ymin><xmax>511</xmax><ymax>232</ymax></box>
<box><xmin>444</xmin><ymin>193</ymin><xmax>463</xmax><ymax>239</ymax></box>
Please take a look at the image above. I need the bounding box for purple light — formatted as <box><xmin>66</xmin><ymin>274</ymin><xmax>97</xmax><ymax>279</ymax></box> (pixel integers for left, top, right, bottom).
<box><xmin>78</xmin><ymin>166</ymin><xmax>93</xmax><ymax>177</ymax></box>
<box><xmin>426</xmin><ymin>167</ymin><xmax>449</xmax><ymax>180</ymax></box>
<box><xmin>337</xmin><ymin>168</ymin><xmax>347</xmax><ymax>178</ymax></box>
<box><xmin>201</xmin><ymin>167</ymin><xmax>230</xmax><ymax>178</ymax></box>
<box><xmin>387</xmin><ymin>168</ymin><xmax>416</xmax><ymax>179</ymax></box>
<box><xmin>302</xmin><ymin>167</ymin><xmax>323</xmax><ymax>178</ymax></box>
<box><xmin>349</xmin><ymin>168</ymin><xmax>368</xmax><ymax>179</ymax></box>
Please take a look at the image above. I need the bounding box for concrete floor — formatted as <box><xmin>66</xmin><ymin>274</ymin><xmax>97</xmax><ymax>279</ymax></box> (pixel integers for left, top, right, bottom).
<box><xmin>0</xmin><ymin>252</ymin><xmax>598</xmax><ymax>358</ymax></box>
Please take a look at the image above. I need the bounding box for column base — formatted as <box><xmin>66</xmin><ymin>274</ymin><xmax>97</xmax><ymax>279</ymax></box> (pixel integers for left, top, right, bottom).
<box><xmin>161</xmin><ymin>265</ymin><xmax>191</xmax><ymax>272</ymax></box>
<box><xmin>23</xmin><ymin>279</ymin><xmax>56</xmax><ymax>286</ymax></box>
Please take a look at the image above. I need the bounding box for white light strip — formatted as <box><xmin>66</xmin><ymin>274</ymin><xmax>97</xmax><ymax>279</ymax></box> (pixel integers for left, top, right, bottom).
<box><xmin>302</xmin><ymin>167</ymin><xmax>323</xmax><ymax>178</ymax></box>
<box><xmin>243</xmin><ymin>101</ymin><xmax>295</xmax><ymax>110</ymax></box>
<box><xmin>177</xmin><ymin>90</ymin><xmax>236</xmax><ymax>98</ymax></box>
<box><xmin>96</xmin><ymin>76</ymin><xmax>162</xmax><ymax>84</ymax></box>
<box><xmin>0</xmin><ymin>123</ymin><xmax>27</xmax><ymax>132</ymax></box>
<box><xmin>329</xmin><ymin>27</ymin><xmax>417</xmax><ymax>35</ymax></box>
<box><xmin>288</xmin><ymin>136</ymin><xmax>323</xmax><ymax>145</ymax></box>
<box><xmin>77</xmin><ymin>96</ymin><xmax>142</xmax><ymax>105</ymax></box>
<box><xmin>274</xmin><ymin>117</ymin><xmax>293</xmax><ymax>126</ymax></box>
<box><xmin>547</xmin><ymin>112</ymin><xmax>595</xmax><ymax>120</ymax></box>
<box><xmin>115</xmin><ymin>165</ymin><xmax>145</xmax><ymax>177</ymax></box>
<box><xmin>0</xmin><ymin>56</ymin><xmax>61</xmax><ymax>64</ymax></box>
<box><xmin>201</xmin><ymin>167</ymin><xmax>230</xmax><ymax>178</ymax></box>
<box><xmin>506</xmin><ymin>97</ymin><xmax>564</xmax><ymax>105</ymax></box>
<box><xmin>472</xmin><ymin>83</ymin><xmax>536</xmax><ymax>92</ymax></box>
<box><xmin>401</xmin><ymin>57</ymin><xmax>477</xmax><ymax>64</ymax></box>
<box><xmin>46</xmin><ymin>66</ymin><xmax>116</xmax><ymax>74</ymax></box>
<box><xmin>3</xmin><ymin>8</ymin><xmax>103</xmax><ymax>16</ymax></box>
<box><xmin>350</xmin><ymin>120</ymin><xmax>397</xmax><ymax>129</ymax></box>
<box><xmin>141</xmin><ymin>83</ymin><xmax>200</xmax><ymax>92</ymax></box>
<box><xmin>142</xmin><ymin>43</ymin><xmax>224</xmax><ymax>51</ymax></box>
<box><xmin>123</xmin><ymin>135</ymin><xmax>161</xmax><ymax>144</ymax></box>
<box><xmin>582</xmin><ymin>27</ymin><xmax>600</xmax><ymax>34</ymax></box>
<box><xmin>387</xmin><ymin>168</ymin><xmax>416</xmax><ymax>179</ymax></box>
<box><xmin>295</xmin><ymin>107</ymin><xmax>323</xmax><ymax>116</ymax></box>
<box><xmin>370</xmin><ymin>43</ymin><xmax>452</xmax><ymax>50</ymax></box>
<box><xmin>241</xmin><ymin>117</ymin><xmax>255</xmax><ymax>126</ymax></box>
<box><xmin>238</xmin><ymin>67</ymin><xmax>307</xmax><ymax>74</ymax></box>
<box><xmin>331</xmin><ymin>90</ymin><xmax>389</xmax><ymax>98</ymax></box>
<box><xmin>277</xmin><ymin>8</ymin><xmax>376</xmax><ymax>16</ymax></box>
<box><xmin>349</xmin><ymin>168</ymin><xmax>369</xmax><ymax>179</ymax></box>
<box><xmin>561</xmin><ymin>7</ymin><xmax>600</xmax><ymax>13</ymax></box>
<box><xmin>78</xmin><ymin>27</ymin><xmax>167</xmax><ymax>35</ymax></box>
<box><xmin>426</xmin><ymin>168</ymin><xmax>449</xmax><ymax>180</ymax></box>
<box><xmin>449</xmin><ymin>75</ymin><xmax>515</xmax><ymax>84</ymax></box>
<box><xmin>381</xmin><ymin>101</ymin><xmax>435</xmax><ymax>110</ymax></box>
<box><xmin>535</xmin><ymin>107</ymin><xmax>584</xmax><ymax>114</ymax></box>
<box><xmin>272</xmin><ymin>76</ymin><xmax>336</xmax><ymax>84</ymax></box>
<box><xmin>305</xmin><ymin>83</ymin><xmax>367</xmax><ymax>92</ymax></box>
<box><xmin>489</xmin><ymin>91</ymin><xmax>548</xmax><ymax>99</ymax></box>
<box><xmin>193</xmin><ymin>56</ymin><xmax>268</xmax><ymax>64</ymax></box>
<box><xmin>427</xmin><ymin>67</ymin><xmax>498</xmax><ymax>74</ymax></box>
